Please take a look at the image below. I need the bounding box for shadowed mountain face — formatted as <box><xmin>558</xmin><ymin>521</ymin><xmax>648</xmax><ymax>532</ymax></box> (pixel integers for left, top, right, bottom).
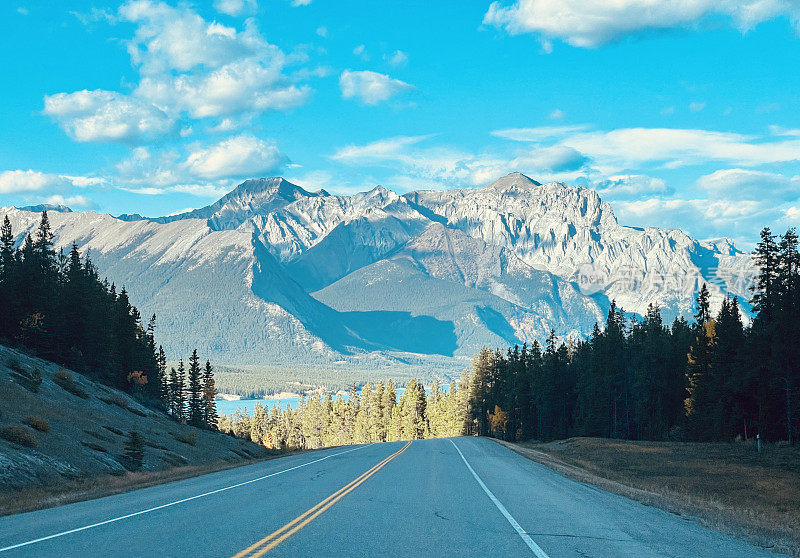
<box><xmin>2</xmin><ymin>173</ymin><xmax>753</xmax><ymax>373</ymax></box>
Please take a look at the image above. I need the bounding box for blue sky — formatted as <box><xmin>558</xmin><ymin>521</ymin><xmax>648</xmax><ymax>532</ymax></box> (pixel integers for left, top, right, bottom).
<box><xmin>1</xmin><ymin>0</ymin><xmax>799</xmax><ymax>246</ymax></box>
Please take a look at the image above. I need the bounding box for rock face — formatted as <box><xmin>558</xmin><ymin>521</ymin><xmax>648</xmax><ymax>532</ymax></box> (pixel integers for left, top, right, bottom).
<box><xmin>2</xmin><ymin>173</ymin><xmax>754</xmax><ymax>372</ymax></box>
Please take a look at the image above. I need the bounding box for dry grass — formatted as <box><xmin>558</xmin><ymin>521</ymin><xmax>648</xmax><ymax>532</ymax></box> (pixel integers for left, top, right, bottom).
<box><xmin>498</xmin><ymin>437</ymin><xmax>800</xmax><ymax>556</ymax></box>
<box><xmin>0</xmin><ymin>451</ymin><xmax>295</xmax><ymax>517</ymax></box>
<box><xmin>0</xmin><ymin>425</ymin><xmax>38</xmax><ymax>448</ymax></box>
<box><xmin>23</xmin><ymin>416</ymin><xmax>50</xmax><ymax>433</ymax></box>
<box><xmin>171</xmin><ymin>430</ymin><xmax>197</xmax><ymax>446</ymax></box>
<box><xmin>53</xmin><ymin>369</ymin><xmax>89</xmax><ymax>399</ymax></box>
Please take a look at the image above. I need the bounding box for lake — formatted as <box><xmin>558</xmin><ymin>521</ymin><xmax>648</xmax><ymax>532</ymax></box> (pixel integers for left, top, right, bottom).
<box><xmin>216</xmin><ymin>384</ymin><xmax>450</xmax><ymax>416</ymax></box>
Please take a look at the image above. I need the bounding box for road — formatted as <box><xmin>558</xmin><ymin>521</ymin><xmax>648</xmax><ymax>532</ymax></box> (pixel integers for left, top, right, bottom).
<box><xmin>0</xmin><ymin>437</ymin><xmax>780</xmax><ymax>557</ymax></box>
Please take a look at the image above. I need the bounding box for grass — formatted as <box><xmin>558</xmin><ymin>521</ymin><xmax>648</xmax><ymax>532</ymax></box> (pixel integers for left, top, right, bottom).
<box><xmin>53</xmin><ymin>369</ymin><xmax>89</xmax><ymax>399</ymax></box>
<box><xmin>0</xmin><ymin>450</ymin><xmax>291</xmax><ymax>517</ymax></box>
<box><xmin>0</xmin><ymin>425</ymin><xmax>38</xmax><ymax>448</ymax></box>
<box><xmin>171</xmin><ymin>430</ymin><xmax>197</xmax><ymax>446</ymax></box>
<box><xmin>23</xmin><ymin>416</ymin><xmax>50</xmax><ymax>433</ymax></box>
<box><xmin>498</xmin><ymin>437</ymin><xmax>800</xmax><ymax>556</ymax></box>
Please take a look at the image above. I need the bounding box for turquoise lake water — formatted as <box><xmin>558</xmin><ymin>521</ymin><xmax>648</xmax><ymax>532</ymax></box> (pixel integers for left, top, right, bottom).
<box><xmin>215</xmin><ymin>384</ymin><xmax>450</xmax><ymax>416</ymax></box>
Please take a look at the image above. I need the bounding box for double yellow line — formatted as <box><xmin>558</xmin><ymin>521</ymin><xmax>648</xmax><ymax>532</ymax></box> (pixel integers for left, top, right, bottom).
<box><xmin>231</xmin><ymin>441</ymin><xmax>412</xmax><ymax>558</ymax></box>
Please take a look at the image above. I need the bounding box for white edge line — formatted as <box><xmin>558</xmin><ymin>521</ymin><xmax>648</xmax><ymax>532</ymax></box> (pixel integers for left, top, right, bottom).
<box><xmin>0</xmin><ymin>445</ymin><xmax>366</xmax><ymax>553</ymax></box>
<box><xmin>449</xmin><ymin>439</ymin><xmax>549</xmax><ymax>558</ymax></box>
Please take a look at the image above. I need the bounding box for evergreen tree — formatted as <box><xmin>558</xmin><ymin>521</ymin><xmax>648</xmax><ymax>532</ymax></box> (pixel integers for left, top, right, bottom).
<box><xmin>187</xmin><ymin>350</ymin><xmax>203</xmax><ymax>426</ymax></box>
<box><xmin>123</xmin><ymin>431</ymin><xmax>145</xmax><ymax>471</ymax></box>
<box><xmin>202</xmin><ymin>360</ymin><xmax>218</xmax><ymax>429</ymax></box>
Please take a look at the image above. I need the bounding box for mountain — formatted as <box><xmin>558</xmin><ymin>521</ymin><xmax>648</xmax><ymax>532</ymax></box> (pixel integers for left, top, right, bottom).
<box><xmin>3</xmin><ymin>173</ymin><xmax>754</xmax><ymax>385</ymax></box>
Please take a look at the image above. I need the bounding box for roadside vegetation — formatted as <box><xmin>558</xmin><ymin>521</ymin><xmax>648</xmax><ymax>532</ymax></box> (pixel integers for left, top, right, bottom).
<box><xmin>0</xmin><ymin>212</ymin><xmax>219</xmax><ymax>428</ymax></box>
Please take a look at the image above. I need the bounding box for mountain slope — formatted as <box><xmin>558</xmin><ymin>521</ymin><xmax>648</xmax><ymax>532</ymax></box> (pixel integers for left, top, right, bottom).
<box><xmin>1</xmin><ymin>173</ymin><xmax>754</xmax><ymax>384</ymax></box>
<box><xmin>0</xmin><ymin>344</ymin><xmax>268</xmax><ymax>505</ymax></box>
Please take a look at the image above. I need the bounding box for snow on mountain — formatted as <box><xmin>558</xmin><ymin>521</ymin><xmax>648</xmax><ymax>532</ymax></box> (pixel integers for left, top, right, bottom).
<box><xmin>2</xmin><ymin>173</ymin><xmax>755</xmax><ymax>376</ymax></box>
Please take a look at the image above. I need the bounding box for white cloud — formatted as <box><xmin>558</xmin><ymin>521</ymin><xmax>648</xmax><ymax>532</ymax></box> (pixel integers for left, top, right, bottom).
<box><xmin>352</xmin><ymin>44</ymin><xmax>369</xmax><ymax>61</ymax></box>
<box><xmin>291</xmin><ymin>0</ymin><xmax>312</xmax><ymax>5</ymax></box>
<box><xmin>332</xmin><ymin>135</ymin><xmax>511</xmax><ymax>188</ymax></box>
<box><xmin>785</xmin><ymin>206</ymin><xmax>800</xmax><ymax>225</ymax></box>
<box><xmin>491</xmin><ymin>125</ymin><xmax>589</xmax><ymax>142</ymax></box>
<box><xmin>43</xmin><ymin>194</ymin><xmax>93</xmax><ymax>208</ymax></box>
<box><xmin>0</xmin><ymin>170</ymin><xmax>58</xmax><ymax>193</ymax></box>
<box><xmin>332</xmin><ymin>135</ymin><xmax>433</xmax><ymax>162</ymax></box>
<box><xmin>213</xmin><ymin>0</ymin><xmax>257</xmax><ymax>16</ymax></box>
<box><xmin>184</xmin><ymin>135</ymin><xmax>288</xmax><ymax>180</ymax></box>
<box><xmin>592</xmin><ymin>174</ymin><xmax>672</xmax><ymax>200</ymax></box>
<box><xmin>44</xmin><ymin>90</ymin><xmax>177</xmax><ymax>143</ymax></box>
<box><xmin>612</xmin><ymin>197</ymin><xmax>780</xmax><ymax>243</ymax></box>
<box><xmin>120</xmin><ymin>1</ymin><xmax>310</xmax><ymax>118</ymax></box>
<box><xmin>339</xmin><ymin>70</ymin><xmax>413</xmax><ymax>105</ymax></box>
<box><xmin>115</xmin><ymin>147</ymin><xmax>183</xmax><ymax>188</ymax></box>
<box><xmin>512</xmin><ymin>145</ymin><xmax>588</xmax><ymax>172</ymax></box>
<box><xmin>689</xmin><ymin>101</ymin><xmax>706</xmax><ymax>112</ymax></box>
<box><xmin>387</xmin><ymin>50</ymin><xmax>408</xmax><ymax>67</ymax></box>
<box><xmin>697</xmin><ymin>169</ymin><xmax>800</xmax><ymax>202</ymax></box>
<box><xmin>483</xmin><ymin>0</ymin><xmax>800</xmax><ymax>48</ymax></box>
<box><xmin>563</xmin><ymin>127</ymin><xmax>800</xmax><ymax>169</ymax></box>
<box><xmin>0</xmin><ymin>170</ymin><xmax>104</xmax><ymax>194</ymax></box>
<box><xmin>316</xmin><ymin>26</ymin><xmax>328</xmax><ymax>38</ymax></box>
<box><xmin>549</xmin><ymin>108</ymin><xmax>565</xmax><ymax>119</ymax></box>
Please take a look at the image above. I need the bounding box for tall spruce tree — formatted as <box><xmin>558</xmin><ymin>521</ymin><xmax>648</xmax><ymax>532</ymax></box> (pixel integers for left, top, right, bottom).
<box><xmin>187</xmin><ymin>350</ymin><xmax>203</xmax><ymax>426</ymax></box>
<box><xmin>202</xmin><ymin>360</ymin><xmax>218</xmax><ymax>429</ymax></box>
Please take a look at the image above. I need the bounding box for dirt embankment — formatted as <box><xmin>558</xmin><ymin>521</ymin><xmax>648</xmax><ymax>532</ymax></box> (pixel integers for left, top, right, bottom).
<box><xmin>0</xmin><ymin>344</ymin><xmax>277</xmax><ymax>515</ymax></box>
<box><xmin>497</xmin><ymin>437</ymin><xmax>800</xmax><ymax>556</ymax></box>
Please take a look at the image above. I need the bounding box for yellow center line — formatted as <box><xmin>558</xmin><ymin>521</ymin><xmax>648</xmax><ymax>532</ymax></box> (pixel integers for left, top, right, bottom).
<box><xmin>231</xmin><ymin>441</ymin><xmax>412</xmax><ymax>558</ymax></box>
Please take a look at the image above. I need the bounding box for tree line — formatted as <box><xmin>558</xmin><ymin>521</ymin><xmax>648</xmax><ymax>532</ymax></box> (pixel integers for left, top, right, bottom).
<box><xmin>1</xmin><ymin>211</ymin><xmax>218</xmax><ymax>429</ymax></box>
<box><xmin>218</xmin><ymin>378</ymin><xmax>470</xmax><ymax>449</ymax></box>
<box><xmin>466</xmin><ymin>227</ymin><xmax>799</xmax><ymax>444</ymax></box>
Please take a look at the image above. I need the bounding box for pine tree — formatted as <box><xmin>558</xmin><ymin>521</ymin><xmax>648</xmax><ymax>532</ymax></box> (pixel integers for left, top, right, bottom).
<box><xmin>202</xmin><ymin>360</ymin><xmax>218</xmax><ymax>429</ymax></box>
<box><xmin>751</xmin><ymin>228</ymin><xmax>779</xmax><ymax>319</ymax></box>
<box><xmin>187</xmin><ymin>350</ymin><xmax>203</xmax><ymax>426</ymax></box>
<box><xmin>173</xmin><ymin>360</ymin><xmax>187</xmax><ymax>421</ymax></box>
<box><xmin>695</xmin><ymin>283</ymin><xmax>711</xmax><ymax>325</ymax></box>
<box><xmin>123</xmin><ymin>431</ymin><xmax>145</xmax><ymax>471</ymax></box>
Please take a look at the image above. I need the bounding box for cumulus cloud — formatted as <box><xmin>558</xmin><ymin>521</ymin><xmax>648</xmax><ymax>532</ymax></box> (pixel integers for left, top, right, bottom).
<box><xmin>46</xmin><ymin>1</ymin><xmax>312</xmax><ymax>145</ymax></box>
<box><xmin>183</xmin><ymin>135</ymin><xmax>288</xmax><ymax>180</ymax></box>
<box><xmin>0</xmin><ymin>170</ymin><xmax>60</xmax><ymax>194</ymax></box>
<box><xmin>43</xmin><ymin>90</ymin><xmax>177</xmax><ymax>143</ymax></box>
<box><xmin>697</xmin><ymin>169</ymin><xmax>800</xmax><ymax>202</ymax></box>
<box><xmin>339</xmin><ymin>70</ymin><xmax>413</xmax><ymax>105</ymax></box>
<box><xmin>213</xmin><ymin>0</ymin><xmax>257</xmax><ymax>16</ymax></box>
<box><xmin>0</xmin><ymin>170</ymin><xmax>103</xmax><ymax>194</ymax></box>
<box><xmin>122</xmin><ymin>1</ymin><xmax>310</xmax><ymax>117</ymax></box>
<box><xmin>483</xmin><ymin>0</ymin><xmax>800</xmax><ymax>48</ymax></box>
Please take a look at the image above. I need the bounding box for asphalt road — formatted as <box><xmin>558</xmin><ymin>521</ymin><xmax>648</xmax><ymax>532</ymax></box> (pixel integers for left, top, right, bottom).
<box><xmin>0</xmin><ymin>437</ymin><xmax>781</xmax><ymax>557</ymax></box>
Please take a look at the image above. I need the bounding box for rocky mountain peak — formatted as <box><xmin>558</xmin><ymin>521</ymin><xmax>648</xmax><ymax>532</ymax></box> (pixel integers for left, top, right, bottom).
<box><xmin>483</xmin><ymin>172</ymin><xmax>542</xmax><ymax>191</ymax></box>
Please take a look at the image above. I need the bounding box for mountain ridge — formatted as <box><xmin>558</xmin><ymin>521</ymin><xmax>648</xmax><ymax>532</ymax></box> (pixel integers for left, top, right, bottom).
<box><xmin>4</xmin><ymin>173</ymin><xmax>754</xmax><ymax>382</ymax></box>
